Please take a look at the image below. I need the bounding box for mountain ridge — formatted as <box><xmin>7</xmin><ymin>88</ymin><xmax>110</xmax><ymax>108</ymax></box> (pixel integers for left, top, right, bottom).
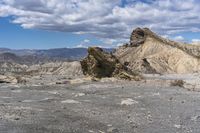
<box><xmin>0</xmin><ymin>47</ymin><xmax>114</xmax><ymax>65</ymax></box>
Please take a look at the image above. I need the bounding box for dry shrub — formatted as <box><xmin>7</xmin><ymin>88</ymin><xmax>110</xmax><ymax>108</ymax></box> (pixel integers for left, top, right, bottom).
<box><xmin>171</xmin><ymin>80</ymin><xmax>185</xmax><ymax>87</ymax></box>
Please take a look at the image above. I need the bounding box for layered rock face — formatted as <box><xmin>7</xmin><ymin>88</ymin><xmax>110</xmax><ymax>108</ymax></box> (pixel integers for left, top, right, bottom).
<box><xmin>80</xmin><ymin>47</ymin><xmax>141</xmax><ymax>80</ymax></box>
<box><xmin>115</xmin><ymin>28</ymin><xmax>200</xmax><ymax>74</ymax></box>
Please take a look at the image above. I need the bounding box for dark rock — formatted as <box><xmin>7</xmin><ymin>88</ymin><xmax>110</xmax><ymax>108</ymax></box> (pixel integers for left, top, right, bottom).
<box><xmin>80</xmin><ymin>47</ymin><xmax>141</xmax><ymax>80</ymax></box>
<box><xmin>14</xmin><ymin>118</ymin><xmax>20</xmax><ymax>121</ymax></box>
<box><xmin>130</xmin><ymin>28</ymin><xmax>147</xmax><ymax>46</ymax></box>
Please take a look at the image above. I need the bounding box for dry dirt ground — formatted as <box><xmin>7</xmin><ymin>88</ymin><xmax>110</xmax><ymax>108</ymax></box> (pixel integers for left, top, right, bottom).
<box><xmin>0</xmin><ymin>78</ymin><xmax>200</xmax><ymax>133</ymax></box>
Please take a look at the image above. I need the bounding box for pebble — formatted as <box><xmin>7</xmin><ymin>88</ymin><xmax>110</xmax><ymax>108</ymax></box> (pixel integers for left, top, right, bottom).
<box><xmin>61</xmin><ymin>99</ymin><xmax>80</xmax><ymax>104</ymax></box>
<box><xmin>121</xmin><ymin>98</ymin><xmax>138</xmax><ymax>105</ymax></box>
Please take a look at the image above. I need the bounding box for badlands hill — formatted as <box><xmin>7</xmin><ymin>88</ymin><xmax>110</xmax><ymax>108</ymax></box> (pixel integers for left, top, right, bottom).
<box><xmin>115</xmin><ymin>28</ymin><xmax>200</xmax><ymax>74</ymax></box>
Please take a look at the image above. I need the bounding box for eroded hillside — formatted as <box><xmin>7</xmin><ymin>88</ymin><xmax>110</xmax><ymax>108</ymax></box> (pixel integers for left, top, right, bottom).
<box><xmin>115</xmin><ymin>28</ymin><xmax>200</xmax><ymax>74</ymax></box>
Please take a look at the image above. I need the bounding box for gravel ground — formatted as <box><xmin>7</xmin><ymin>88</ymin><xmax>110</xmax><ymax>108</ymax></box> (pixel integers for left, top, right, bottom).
<box><xmin>0</xmin><ymin>80</ymin><xmax>200</xmax><ymax>133</ymax></box>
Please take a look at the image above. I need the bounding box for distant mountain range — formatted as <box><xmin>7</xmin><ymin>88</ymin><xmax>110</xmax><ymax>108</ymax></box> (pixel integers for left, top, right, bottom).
<box><xmin>0</xmin><ymin>47</ymin><xmax>114</xmax><ymax>65</ymax></box>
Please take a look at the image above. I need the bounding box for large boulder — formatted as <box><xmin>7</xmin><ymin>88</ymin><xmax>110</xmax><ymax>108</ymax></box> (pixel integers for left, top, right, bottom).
<box><xmin>80</xmin><ymin>47</ymin><xmax>141</xmax><ymax>80</ymax></box>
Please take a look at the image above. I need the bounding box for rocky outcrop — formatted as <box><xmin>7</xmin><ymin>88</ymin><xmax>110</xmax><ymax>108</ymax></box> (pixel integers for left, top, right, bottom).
<box><xmin>80</xmin><ymin>47</ymin><xmax>141</xmax><ymax>80</ymax></box>
<box><xmin>115</xmin><ymin>28</ymin><xmax>200</xmax><ymax>74</ymax></box>
<box><xmin>130</xmin><ymin>28</ymin><xmax>147</xmax><ymax>46</ymax></box>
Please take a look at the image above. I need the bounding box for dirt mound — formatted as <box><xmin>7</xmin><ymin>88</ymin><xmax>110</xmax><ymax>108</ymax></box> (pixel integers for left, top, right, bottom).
<box><xmin>115</xmin><ymin>28</ymin><xmax>200</xmax><ymax>74</ymax></box>
<box><xmin>80</xmin><ymin>47</ymin><xmax>141</xmax><ymax>80</ymax></box>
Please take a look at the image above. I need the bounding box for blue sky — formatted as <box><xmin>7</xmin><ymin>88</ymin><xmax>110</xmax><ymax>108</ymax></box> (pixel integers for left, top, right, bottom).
<box><xmin>0</xmin><ymin>0</ymin><xmax>200</xmax><ymax>49</ymax></box>
<box><xmin>0</xmin><ymin>17</ymin><xmax>102</xmax><ymax>49</ymax></box>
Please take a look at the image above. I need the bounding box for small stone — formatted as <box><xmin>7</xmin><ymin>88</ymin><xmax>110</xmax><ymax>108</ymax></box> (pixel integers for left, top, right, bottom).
<box><xmin>174</xmin><ymin>124</ymin><xmax>181</xmax><ymax>129</ymax></box>
<box><xmin>14</xmin><ymin>118</ymin><xmax>20</xmax><ymax>121</ymax></box>
<box><xmin>75</xmin><ymin>93</ymin><xmax>85</xmax><ymax>97</ymax></box>
<box><xmin>61</xmin><ymin>99</ymin><xmax>80</xmax><ymax>104</ymax></box>
<box><xmin>88</xmin><ymin>130</ymin><xmax>94</xmax><ymax>133</ymax></box>
<box><xmin>107</xmin><ymin>127</ymin><xmax>118</xmax><ymax>133</ymax></box>
<box><xmin>169</xmin><ymin>97</ymin><xmax>173</xmax><ymax>101</ymax></box>
<box><xmin>121</xmin><ymin>98</ymin><xmax>138</xmax><ymax>106</ymax></box>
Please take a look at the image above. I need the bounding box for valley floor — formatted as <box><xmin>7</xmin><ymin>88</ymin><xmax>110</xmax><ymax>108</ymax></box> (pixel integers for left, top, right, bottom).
<box><xmin>0</xmin><ymin>79</ymin><xmax>200</xmax><ymax>133</ymax></box>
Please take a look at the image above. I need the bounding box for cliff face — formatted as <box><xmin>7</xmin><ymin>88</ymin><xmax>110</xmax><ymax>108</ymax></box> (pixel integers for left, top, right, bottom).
<box><xmin>115</xmin><ymin>28</ymin><xmax>200</xmax><ymax>74</ymax></box>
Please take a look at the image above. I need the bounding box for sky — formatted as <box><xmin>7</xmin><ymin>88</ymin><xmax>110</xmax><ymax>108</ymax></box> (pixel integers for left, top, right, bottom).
<box><xmin>0</xmin><ymin>0</ymin><xmax>200</xmax><ymax>49</ymax></box>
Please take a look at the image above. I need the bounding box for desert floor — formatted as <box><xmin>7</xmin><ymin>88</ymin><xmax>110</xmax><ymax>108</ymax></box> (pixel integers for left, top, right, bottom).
<box><xmin>0</xmin><ymin>76</ymin><xmax>200</xmax><ymax>133</ymax></box>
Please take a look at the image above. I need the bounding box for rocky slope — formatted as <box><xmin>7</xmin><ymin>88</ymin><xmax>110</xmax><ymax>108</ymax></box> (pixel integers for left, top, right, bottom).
<box><xmin>115</xmin><ymin>28</ymin><xmax>200</xmax><ymax>74</ymax></box>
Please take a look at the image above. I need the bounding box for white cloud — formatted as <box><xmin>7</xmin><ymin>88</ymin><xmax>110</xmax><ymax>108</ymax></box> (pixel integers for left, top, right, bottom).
<box><xmin>192</xmin><ymin>39</ymin><xmax>200</xmax><ymax>45</ymax></box>
<box><xmin>83</xmin><ymin>39</ymin><xmax>90</xmax><ymax>43</ymax></box>
<box><xmin>76</xmin><ymin>39</ymin><xmax>92</xmax><ymax>48</ymax></box>
<box><xmin>103</xmin><ymin>39</ymin><xmax>117</xmax><ymax>45</ymax></box>
<box><xmin>173</xmin><ymin>36</ymin><xmax>185</xmax><ymax>42</ymax></box>
<box><xmin>76</xmin><ymin>44</ymin><xmax>85</xmax><ymax>48</ymax></box>
<box><xmin>1</xmin><ymin>0</ymin><xmax>200</xmax><ymax>46</ymax></box>
<box><xmin>117</xmin><ymin>43</ymin><xmax>123</xmax><ymax>47</ymax></box>
<box><xmin>192</xmin><ymin>39</ymin><xmax>200</xmax><ymax>42</ymax></box>
<box><xmin>161</xmin><ymin>35</ymin><xmax>169</xmax><ymax>39</ymax></box>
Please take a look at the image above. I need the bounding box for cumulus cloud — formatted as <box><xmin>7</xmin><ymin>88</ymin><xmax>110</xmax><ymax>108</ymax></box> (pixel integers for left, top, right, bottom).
<box><xmin>1</xmin><ymin>0</ymin><xmax>200</xmax><ymax>45</ymax></box>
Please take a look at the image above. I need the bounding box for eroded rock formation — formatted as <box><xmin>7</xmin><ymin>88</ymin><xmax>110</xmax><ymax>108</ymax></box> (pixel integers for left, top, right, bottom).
<box><xmin>80</xmin><ymin>47</ymin><xmax>141</xmax><ymax>80</ymax></box>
